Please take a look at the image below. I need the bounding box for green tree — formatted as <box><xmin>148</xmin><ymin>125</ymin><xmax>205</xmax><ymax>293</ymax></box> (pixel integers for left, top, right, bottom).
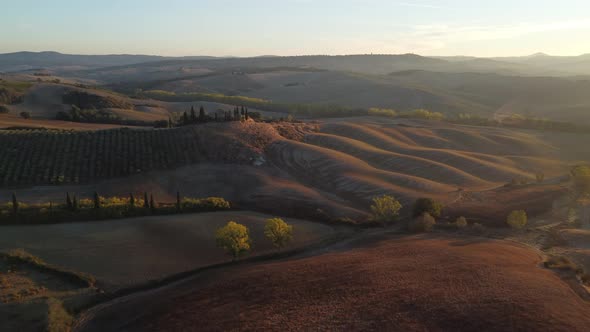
<box><xmin>409</xmin><ymin>212</ymin><xmax>436</xmax><ymax>232</ymax></box>
<box><xmin>199</xmin><ymin>106</ymin><xmax>206</xmax><ymax>122</ymax></box>
<box><xmin>190</xmin><ymin>106</ymin><xmax>197</xmax><ymax>123</ymax></box>
<box><xmin>215</xmin><ymin>221</ymin><xmax>251</xmax><ymax>260</ymax></box>
<box><xmin>11</xmin><ymin>192</ymin><xmax>18</xmax><ymax>214</ymax></box>
<box><xmin>183</xmin><ymin>111</ymin><xmax>189</xmax><ymax>125</ymax></box>
<box><xmin>66</xmin><ymin>192</ymin><xmax>72</xmax><ymax>210</ymax></box>
<box><xmin>412</xmin><ymin>198</ymin><xmax>443</xmax><ymax>218</ymax></box>
<box><xmin>72</xmin><ymin>195</ymin><xmax>79</xmax><ymax>211</ymax></box>
<box><xmin>571</xmin><ymin>165</ymin><xmax>590</xmax><ymax>196</ymax></box>
<box><xmin>93</xmin><ymin>192</ymin><xmax>101</xmax><ymax>209</ymax></box>
<box><xmin>507</xmin><ymin>210</ymin><xmax>527</xmax><ymax>229</ymax></box>
<box><xmin>264</xmin><ymin>218</ymin><xmax>293</xmax><ymax>250</ymax></box>
<box><xmin>129</xmin><ymin>193</ymin><xmax>135</xmax><ymax>208</ymax></box>
<box><xmin>176</xmin><ymin>192</ymin><xmax>181</xmax><ymax>212</ymax></box>
<box><xmin>143</xmin><ymin>192</ymin><xmax>149</xmax><ymax>209</ymax></box>
<box><xmin>369</xmin><ymin>195</ymin><xmax>402</xmax><ymax>225</ymax></box>
<box><xmin>150</xmin><ymin>194</ymin><xmax>156</xmax><ymax>214</ymax></box>
<box><xmin>455</xmin><ymin>216</ymin><xmax>468</xmax><ymax>228</ymax></box>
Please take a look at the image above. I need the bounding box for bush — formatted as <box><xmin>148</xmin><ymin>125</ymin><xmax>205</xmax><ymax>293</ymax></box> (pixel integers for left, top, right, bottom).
<box><xmin>454</xmin><ymin>216</ymin><xmax>468</xmax><ymax>228</ymax></box>
<box><xmin>215</xmin><ymin>221</ymin><xmax>251</xmax><ymax>260</ymax></box>
<box><xmin>507</xmin><ymin>210</ymin><xmax>527</xmax><ymax>229</ymax></box>
<box><xmin>19</xmin><ymin>111</ymin><xmax>31</xmax><ymax>119</ymax></box>
<box><xmin>369</xmin><ymin>195</ymin><xmax>402</xmax><ymax>225</ymax></box>
<box><xmin>412</xmin><ymin>198</ymin><xmax>443</xmax><ymax>218</ymax></box>
<box><xmin>409</xmin><ymin>212</ymin><xmax>436</xmax><ymax>232</ymax></box>
<box><xmin>264</xmin><ymin>218</ymin><xmax>293</xmax><ymax>250</ymax></box>
<box><xmin>181</xmin><ymin>197</ymin><xmax>230</xmax><ymax>211</ymax></box>
<box><xmin>0</xmin><ymin>105</ymin><xmax>9</xmax><ymax>113</ymax></box>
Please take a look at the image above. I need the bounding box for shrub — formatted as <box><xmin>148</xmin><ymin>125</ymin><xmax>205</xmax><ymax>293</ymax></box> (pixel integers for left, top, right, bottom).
<box><xmin>181</xmin><ymin>197</ymin><xmax>230</xmax><ymax>211</ymax></box>
<box><xmin>19</xmin><ymin>111</ymin><xmax>31</xmax><ymax>119</ymax></box>
<box><xmin>455</xmin><ymin>216</ymin><xmax>468</xmax><ymax>228</ymax></box>
<box><xmin>369</xmin><ymin>195</ymin><xmax>402</xmax><ymax>225</ymax></box>
<box><xmin>535</xmin><ymin>172</ymin><xmax>545</xmax><ymax>183</ymax></box>
<box><xmin>409</xmin><ymin>212</ymin><xmax>436</xmax><ymax>232</ymax></box>
<box><xmin>544</xmin><ymin>256</ymin><xmax>578</xmax><ymax>271</ymax></box>
<box><xmin>0</xmin><ymin>105</ymin><xmax>9</xmax><ymax>113</ymax></box>
<box><xmin>264</xmin><ymin>218</ymin><xmax>293</xmax><ymax>250</ymax></box>
<box><xmin>507</xmin><ymin>210</ymin><xmax>527</xmax><ymax>229</ymax></box>
<box><xmin>412</xmin><ymin>198</ymin><xmax>443</xmax><ymax>218</ymax></box>
<box><xmin>215</xmin><ymin>221</ymin><xmax>251</xmax><ymax>260</ymax></box>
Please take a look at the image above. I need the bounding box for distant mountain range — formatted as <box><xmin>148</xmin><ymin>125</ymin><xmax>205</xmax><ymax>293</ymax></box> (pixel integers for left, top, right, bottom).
<box><xmin>2</xmin><ymin>51</ymin><xmax>590</xmax><ymax>76</ymax></box>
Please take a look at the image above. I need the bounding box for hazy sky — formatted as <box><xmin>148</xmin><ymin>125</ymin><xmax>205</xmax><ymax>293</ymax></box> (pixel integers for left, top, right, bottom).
<box><xmin>2</xmin><ymin>0</ymin><xmax>590</xmax><ymax>57</ymax></box>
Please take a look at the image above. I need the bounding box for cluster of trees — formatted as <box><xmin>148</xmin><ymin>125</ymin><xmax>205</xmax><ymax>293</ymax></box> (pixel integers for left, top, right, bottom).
<box><xmin>177</xmin><ymin>105</ymin><xmax>252</xmax><ymax>126</ymax></box>
<box><xmin>369</xmin><ymin>194</ymin><xmax>528</xmax><ymax>231</ymax></box>
<box><xmin>0</xmin><ymin>127</ymin><xmax>204</xmax><ymax>186</ymax></box>
<box><xmin>215</xmin><ymin>218</ymin><xmax>293</xmax><ymax>260</ymax></box>
<box><xmin>56</xmin><ymin>105</ymin><xmax>170</xmax><ymax>128</ymax></box>
<box><xmin>1</xmin><ymin>192</ymin><xmax>231</xmax><ymax>225</ymax></box>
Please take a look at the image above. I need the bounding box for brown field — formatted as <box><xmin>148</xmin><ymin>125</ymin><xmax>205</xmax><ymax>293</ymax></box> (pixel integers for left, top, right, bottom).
<box><xmin>74</xmin><ymin>234</ymin><xmax>590</xmax><ymax>331</ymax></box>
<box><xmin>0</xmin><ymin>211</ymin><xmax>337</xmax><ymax>290</ymax></box>
<box><xmin>3</xmin><ymin>116</ymin><xmax>585</xmax><ymax>224</ymax></box>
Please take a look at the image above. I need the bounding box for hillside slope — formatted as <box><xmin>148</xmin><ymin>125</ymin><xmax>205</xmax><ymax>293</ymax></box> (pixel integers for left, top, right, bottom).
<box><xmin>74</xmin><ymin>235</ymin><xmax>590</xmax><ymax>331</ymax></box>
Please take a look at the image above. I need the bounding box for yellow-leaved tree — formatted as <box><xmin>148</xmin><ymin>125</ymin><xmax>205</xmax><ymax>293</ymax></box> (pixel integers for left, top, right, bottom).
<box><xmin>264</xmin><ymin>218</ymin><xmax>293</xmax><ymax>251</ymax></box>
<box><xmin>215</xmin><ymin>221</ymin><xmax>251</xmax><ymax>260</ymax></box>
<box><xmin>370</xmin><ymin>195</ymin><xmax>402</xmax><ymax>225</ymax></box>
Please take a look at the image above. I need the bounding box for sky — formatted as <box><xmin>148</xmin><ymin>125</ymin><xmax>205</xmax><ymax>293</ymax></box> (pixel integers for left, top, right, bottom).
<box><xmin>2</xmin><ymin>0</ymin><xmax>590</xmax><ymax>57</ymax></box>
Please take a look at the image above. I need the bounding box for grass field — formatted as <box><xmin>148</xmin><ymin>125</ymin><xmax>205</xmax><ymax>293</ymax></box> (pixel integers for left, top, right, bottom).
<box><xmin>0</xmin><ymin>211</ymin><xmax>337</xmax><ymax>290</ymax></box>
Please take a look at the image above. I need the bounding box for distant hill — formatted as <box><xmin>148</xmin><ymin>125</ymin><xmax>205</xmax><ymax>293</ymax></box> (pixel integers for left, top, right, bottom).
<box><xmin>0</xmin><ymin>51</ymin><xmax>217</xmax><ymax>72</ymax></box>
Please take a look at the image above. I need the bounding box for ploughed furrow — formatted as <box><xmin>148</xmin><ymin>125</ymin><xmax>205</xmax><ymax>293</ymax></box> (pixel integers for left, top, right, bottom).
<box><xmin>320</xmin><ymin>122</ymin><xmax>535</xmax><ymax>183</ymax></box>
<box><xmin>305</xmin><ymin>133</ymin><xmax>492</xmax><ymax>189</ymax></box>
<box><xmin>267</xmin><ymin>139</ymin><xmax>453</xmax><ymax>203</ymax></box>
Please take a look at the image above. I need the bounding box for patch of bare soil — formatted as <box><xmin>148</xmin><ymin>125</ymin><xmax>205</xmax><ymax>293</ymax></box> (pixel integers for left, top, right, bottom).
<box><xmin>75</xmin><ymin>235</ymin><xmax>590</xmax><ymax>332</ymax></box>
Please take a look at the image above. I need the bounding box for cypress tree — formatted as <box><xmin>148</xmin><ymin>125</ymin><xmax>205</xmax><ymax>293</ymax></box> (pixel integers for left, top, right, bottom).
<box><xmin>183</xmin><ymin>111</ymin><xmax>189</xmax><ymax>125</ymax></box>
<box><xmin>168</xmin><ymin>117</ymin><xmax>173</xmax><ymax>128</ymax></box>
<box><xmin>190</xmin><ymin>106</ymin><xmax>197</xmax><ymax>123</ymax></box>
<box><xmin>199</xmin><ymin>106</ymin><xmax>206</xmax><ymax>122</ymax></box>
<box><xmin>241</xmin><ymin>106</ymin><xmax>245</xmax><ymax>116</ymax></box>
<box><xmin>245</xmin><ymin>108</ymin><xmax>249</xmax><ymax>120</ymax></box>
<box><xmin>144</xmin><ymin>192</ymin><xmax>149</xmax><ymax>209</ymax></box>
<box><xmin>176</xmin><ymin>192</ymin><xmax>181</xmax><ymax>212</ymax></box>
<box><xmin>72</xmin><ymin>195</ymin><xmax>78</xmax><ymax>211</ymax></box>
<box><xmin>129</xmin><ymin>193</ymin><xmax>135</xmax><ymax>208</ymax></box>
<box><xmin>150</xmin><ymin>194</ymin><xmax>156</xmax><ymax>214</ymax></box>
<box><xmin>11</xmin><ymin>192</ymin><xmax>18</xmax><ymax>214</ymax></box>
<box><xmin>93</xmin><ymin>192</ymin><xmax>101</xmax><ymax>209</ymax></box>
<box><xmin>66</xmin><ymin>192</ymin><xmax>72</xmax><ymax>210</ymax></box>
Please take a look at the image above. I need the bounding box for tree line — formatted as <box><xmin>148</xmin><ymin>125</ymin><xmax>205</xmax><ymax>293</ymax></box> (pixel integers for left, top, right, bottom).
<box><xmin>1</xmin><ymin>192</ymin><xmax>230</xmax><ymax>225</ymax></box>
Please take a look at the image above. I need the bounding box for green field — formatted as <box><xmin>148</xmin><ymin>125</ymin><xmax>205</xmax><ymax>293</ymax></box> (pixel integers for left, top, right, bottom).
<box><xmin>0</xmin><ymin>211</ymin><xmax>337</xmax><ymax>290</ymax></box>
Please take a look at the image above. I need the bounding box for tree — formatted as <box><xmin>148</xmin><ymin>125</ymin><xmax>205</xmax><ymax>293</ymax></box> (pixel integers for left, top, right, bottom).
<box><xmin>571</xmin><ymin>165</ymin><xmax>590</xmax><ymax>196</ymax></box>
<box><xmin>245</xmin><ymin>107</ymin><xmax>249</xmax><ymax>120</ymax></box>
<box><xmin>412</xmin><ymin>198</ymin><xmax>443</xmax><ymax>218</ymax></box>
<box><xmin>19</xmin><ymin>111</ymin><xmax>31</xmax><ymax>119</ymax></box>
<box><xmin>190</xmin><ymin>106</ymin><xmax>197</xmax><ymax>123</ymax></box>
<box><xmin>215</xmin><ymin>221</ymin><xmax>251</xmax><ymax>260</ymax></box>
<box><xmin>176</xmin><ymin>192</ymin><xmax>181</xmax><ymax>212</ymax></box>
<box><xmin>143</xmin><ymin>192</ymin><xmax>149</xmax><ymax>209</ymax></box>
<box><xmin>168</xmin><ymin>117</ymin><xmax>173</xmax><ymax>128</ymax></box>
<box><xmin>150</xmin><ymin>194</ymin><xmax>156</xmax><ymax>213</ymax></box>
<box><xmin>199</xmin><ymin>106</ymin><xmax>206</xmax><ymax>122</ymax></box>
<box><xmin>66</xmin><ymin>192</ymin><xmax>73</xmax><ymax>210</ymax></box>
<box><xmin>129</xmin><ymin>193</ymin><xmax>135</xmax><ymax>208</ymax></box>
<box><xmin>72</xmin><ymin>195</ymin><xmax>79</xmax><ymax>211</ymax></box>
<box><xmin>369</xmin><ymin>195</ymin><xmax>402</xmax><ymax>225</ymax></box>
<box><xmin>409</xmin><ymin>212</ymin><xmax>436</xmax><ymax>232</ymax></box>
<box><xmin>183</xmin><ymin>111</ymin><xmax>189</xmax><ymax>125</ymax></box>
<box><xmin>455</xmin><ymin>216</ymin><xmax>468</xmax><ymax>228</ymax></box>
<box><xmin>93</xmin><ymin>191</ymin><xmax>101</xmax><ymax>209</ymax></box>
<box><xmin>264</xmin><ymin>218</ymin><xmax>293</xmax><ymax>250</ymax></box>
<box><xmin>11</xmin><ymin>192</ymin><xmax>18</xmax><ymax>214</ymax></box>
<box><xmin>507</xmin><ymin>210</ymin><xmax>527</xmax><ymax>229</ymax></box>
